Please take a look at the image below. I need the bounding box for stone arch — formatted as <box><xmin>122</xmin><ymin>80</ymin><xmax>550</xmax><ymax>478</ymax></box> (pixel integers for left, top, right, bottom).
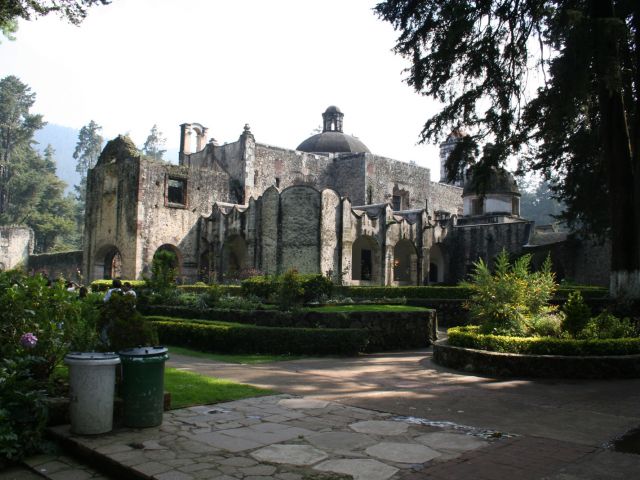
<box><xmin>351</xmin><ymin>235</ymin><xmax>381</xmax><ymax>283</ymax></box>
<box><xmin>222</xmin><ymin>235</ymin><xmax>248</xmax><ymax>277</ymax></box>
<box><xmin>153</xmin><ymin>244</ymin><xmax>182</xmax><ymax>275</ymax></box>
<box><xmin>93</xmin><ymin>245</ymin><xmax>122</xmax><ymax>280</ymax></box>
<box><xmin>394</xmin><ymin>239</ymin><xmax>418</xmax><ymax>284</ymax></box>
<box><xmin>428</xmin><ymin>244</ymin><xmax>446</xmax><ymax>284</ymax></box>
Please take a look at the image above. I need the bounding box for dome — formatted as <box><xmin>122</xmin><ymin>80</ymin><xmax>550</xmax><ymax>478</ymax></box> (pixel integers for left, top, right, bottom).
<box><xmin>296</xmin><ymin>106</ymin><xmax>370</xmax><ymax>154</ymax></box>
<box><xmin>297</xmin><ymin>131</ymin><xmax>371</xmax><ymax>154</ymax></box>
<box><xmin>97</xmin><ymin>135</ymin><xmax>139</xmax><ymax>165</ymax></box>
<box><xmin>462</xmin><ymin>166</ymin><xmax>520</xmax><ymax>196</ymax></box>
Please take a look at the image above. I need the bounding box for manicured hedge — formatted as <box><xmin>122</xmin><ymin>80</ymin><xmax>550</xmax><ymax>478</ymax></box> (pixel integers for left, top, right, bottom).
<box><xmin>141</xmin><ymin>305</ymin><xmax>436</xmax><ymax>352</ymax></box>
<box><xmin>447</xmin><ymin>326</ymin><xmax>640</xmax><ymax>356</ymax></box>
<box><xmin>90</xmin><ymin>279</ymin><xmax>147</xmax><ymax>291</ymax></box>
<box><xmin>148</xmin><ymin>316</ymin><xmax>367</xmax><ymax>355</ymax></box>
<box><xmin>334</xmin><ymin>285</ymin><xmax>607</xmax><ymax>300</ymax></box>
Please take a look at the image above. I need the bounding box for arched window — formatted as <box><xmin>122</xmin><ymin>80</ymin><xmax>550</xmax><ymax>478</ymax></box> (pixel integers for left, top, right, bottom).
<box><xmin>351</xmin><ymin>236</ymin><xmax>380</xmax><ymax>282</ymax></box>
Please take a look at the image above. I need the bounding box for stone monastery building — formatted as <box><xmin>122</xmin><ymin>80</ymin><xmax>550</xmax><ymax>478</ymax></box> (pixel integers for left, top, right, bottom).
<box><xmin>83</xmin><ymin>106</ymin><xmax>530</xmax><ymax>285</ymax></box>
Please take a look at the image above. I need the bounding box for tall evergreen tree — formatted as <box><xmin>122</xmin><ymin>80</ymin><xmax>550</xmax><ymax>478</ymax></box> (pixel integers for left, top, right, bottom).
<box><xmin>376</xmin><ymin>0</ymin><xmax>640</xmax><ymax>298</ymax></box>
<box><xmin>0</xmin><ymin>76</ymin><xmax>79</xmax><ymax>252</ymax></box>
<box><xmin>142</xmin><ymin>124</ymin><xmax>167</xmax><ymax>161</ymax></box>
<box><xmin>73</xmin><ymin>120</ymin><xmax>103</xmax><ymax>202</ymax></box>
<box><xmin>0</xmin><ymin>76</ymin><xmax>45</xmax><ymax>214</ymax></box>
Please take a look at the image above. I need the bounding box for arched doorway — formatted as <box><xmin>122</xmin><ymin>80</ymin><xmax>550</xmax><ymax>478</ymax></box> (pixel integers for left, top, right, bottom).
<box><xmin>93</xmin><ymin>245</ymin><xmax>122</xmax><ymax>280</ymax></box>
<box><xmin>222</xmin><ymin>236</ymin><xmax>248</xmax><ymax>279</ymax></box>
<box><xmin>394</xmin><ymin>239</ymin><xmax>418</xmax><ymax>284</ymax></box>
<box><xmin>428</xmin><ymin>244</ymin><xmax>445</xmax><ymax>284</ymax></box>
<box><xmin>153</xmin><ymin>244</ymin><xmax>182</xmax><ymax>274</ymax></box>
<box><xmin>351</xmin><ymin>236</ymin><xmax>381</xmax><ymax>283</ymax></box>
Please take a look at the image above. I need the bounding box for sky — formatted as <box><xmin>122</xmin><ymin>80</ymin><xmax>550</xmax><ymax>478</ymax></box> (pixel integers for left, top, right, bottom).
<box><xmin>1</xmin><ymin>0</ymin><xmax>445</xmax><ymax>178</ymax></box>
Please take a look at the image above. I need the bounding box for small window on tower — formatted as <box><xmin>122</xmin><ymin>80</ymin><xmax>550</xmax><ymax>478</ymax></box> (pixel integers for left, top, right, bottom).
<box><xmin>167</xmin><ymin>177</ymin><xmax>187</xmax><ymax>206</ymax></box>
<box><xmin>471</xmin><ymin>198</ymin><xmax>484</xmax><ymax>216</ymax></box>
<box><xmin>512</xmin><ymin>197</ymin><xmax>520</xmax><ymax>216</ymax></box>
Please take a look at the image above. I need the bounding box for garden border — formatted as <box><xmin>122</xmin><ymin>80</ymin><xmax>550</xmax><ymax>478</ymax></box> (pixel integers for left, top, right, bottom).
<box><xmin>432</xmin><ymin>340</ymin><xmax>640</xmax><ymax>378</ymax></box>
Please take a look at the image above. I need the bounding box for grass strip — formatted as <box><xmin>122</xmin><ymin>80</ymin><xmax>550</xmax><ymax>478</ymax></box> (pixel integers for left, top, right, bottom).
<box><xmin>167</xmin><ymin>345</ymin><xmax>304</xmax><ymax>364</ymax></box>
<box><xmin>164</xmin><ymin>367</ymin><xmax>275</xmax><ymax>409</ymax></box>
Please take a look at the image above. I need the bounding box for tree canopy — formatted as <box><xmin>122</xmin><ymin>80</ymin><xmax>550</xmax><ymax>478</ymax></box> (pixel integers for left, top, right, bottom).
<box><xmin>0</xmin><ymin>76</ymin><xmax>79</xmax><ymax>252</ymax></box>
<box><xmin>376</xmin><ymin>0</ymin><xmax>639</xmax><ymax>297</ymax></box>
<box><xmin>0</xmin><ymin>0</ymin><xmax>110</xmax><ymax>40</ymax></box>
<box><xmin>142</xmin><ymin>124</ymin><xmax>167</xmax><ymax>161</ymax></box>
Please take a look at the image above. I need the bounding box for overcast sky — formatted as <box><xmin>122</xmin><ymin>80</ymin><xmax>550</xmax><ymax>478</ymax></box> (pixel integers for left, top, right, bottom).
<box><xmin>1</xmin><ymin>0</ymin><xmax>446</xmax><ymax>178</ymax></box>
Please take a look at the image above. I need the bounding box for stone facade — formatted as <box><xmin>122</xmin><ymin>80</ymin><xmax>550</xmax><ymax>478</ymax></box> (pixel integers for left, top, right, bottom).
<box><xmin>82</xmin><ymin>107</ymin><xmax>542</xmax><ymax>285</ymax></box>
<box><xmin>0</xmin><ymin>226</ymin><xmax>33</xmax><ymax>271</ymax></box>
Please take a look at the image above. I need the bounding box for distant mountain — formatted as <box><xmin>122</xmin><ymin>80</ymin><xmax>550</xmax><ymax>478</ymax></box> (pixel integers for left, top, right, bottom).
<box><xmin>33</xmin><ymin>124</ymin><xmax>81</xmax><ymax>193</ymax></box>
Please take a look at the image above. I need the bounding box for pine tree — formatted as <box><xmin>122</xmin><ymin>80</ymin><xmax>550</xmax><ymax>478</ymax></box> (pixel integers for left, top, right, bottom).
<box><xmin>142</xmin><ymin>124</ymin><xmax>167</xmax><ymax>161</ymax></box>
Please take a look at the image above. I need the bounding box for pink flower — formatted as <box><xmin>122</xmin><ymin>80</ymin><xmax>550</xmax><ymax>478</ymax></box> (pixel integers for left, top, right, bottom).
<box><xmin>20</xmin><ymin>332</ymin><xmax>38</xmax><ymax>349</ymax></box>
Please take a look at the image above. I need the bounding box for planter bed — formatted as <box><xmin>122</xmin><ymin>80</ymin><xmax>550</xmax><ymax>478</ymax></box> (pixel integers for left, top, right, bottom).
<box><xmin>433</xmin><ymin>340</ymin><xmax>640</xmax><ymax>379</ymax></box>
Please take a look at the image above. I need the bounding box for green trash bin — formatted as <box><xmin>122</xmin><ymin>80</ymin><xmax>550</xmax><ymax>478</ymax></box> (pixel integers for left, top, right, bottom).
<box><xmin>118</xmin><ymin>346</ymin><xmax>169</xmax><ymax>428</ymax></box>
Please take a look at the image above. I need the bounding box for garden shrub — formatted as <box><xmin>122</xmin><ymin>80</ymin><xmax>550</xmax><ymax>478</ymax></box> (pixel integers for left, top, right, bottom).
<box><xmin>0</xmin><ymin>271</ymin><xmax>100</xmax><ymax>378</ymax></box>
<box><xmin>149</xmin><ymin>316</ymin><xmax>367</xmax><ymax>355</ymax></box>
<box><xmin>462</xmin><ymin>250</ymin><xmax>557</xmax><ymax>336</ymax></box>
<box><xmin>577</xmin><ymin>311</ymin><xmax>637</xmax><ymax>340</ymax></box>
<box><xmin>241</xmin><ymin>275</ymin><xmax>278</xmax><ymax>301</ymax></box>
<box><xmin>528</xmin><ymin>313</ymin><xmax>563</xmax><ymax>337</ymax></box>
<box><xmin>147</xmin><ymin>250</ymin><xmax>178</xmax><ymax>294</ymax></box>
<box><xmin>277</xmin><ymin>269</ymin><xmax>304</xmax><ymax>310</ymax></box>
<box><xmin>447</xmin><ymin>326</ymin><xmax>640</xmax><ymax>356</ymax></box>
<box><xmin>0</xmin><ymin>357</ymin><xmax>49</xmax><ymax>462</ymax></box>
<box><xmin>100</xmin><ymin>294</ymin><xmax>158</xmax><ymax>351</ymax></box>
<box><xmin>562</xmin><ymin>291</ymin><xmax>592</xmax><ymax>336</ymax></box>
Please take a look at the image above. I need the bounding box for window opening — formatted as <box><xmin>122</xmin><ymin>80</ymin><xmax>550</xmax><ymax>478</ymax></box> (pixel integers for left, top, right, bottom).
<box><xmin>168</xmin><ymin>178</ymin><xmax>186</xmax><ymax>205</ymax></box>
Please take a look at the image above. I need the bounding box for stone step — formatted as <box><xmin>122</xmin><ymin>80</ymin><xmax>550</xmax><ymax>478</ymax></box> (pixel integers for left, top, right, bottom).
<box><xmin>23</xmin><ymin>453</ymin><xmax>116</xmax><ymax>480</ymax></box>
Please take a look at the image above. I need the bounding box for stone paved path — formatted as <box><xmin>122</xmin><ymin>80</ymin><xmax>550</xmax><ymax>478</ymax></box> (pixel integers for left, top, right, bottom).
<box><xmin>47</xmin><ymin>394</ymin><xmax>503</xmax><ymax>479</ymax></box>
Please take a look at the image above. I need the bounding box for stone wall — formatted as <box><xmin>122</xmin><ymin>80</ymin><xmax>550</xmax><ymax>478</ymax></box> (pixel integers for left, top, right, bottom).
<box><xmin>28</xmin><ymin>251</ymin><xmax>83</xmax><ymax>282</ymax></box>
<box><xmin>0</xmin><ymin>226</ymin><xmax>33</xmax><ymax>270</ymax></box>
<box><xmin>364</xmin><ymin>155</ymin><xmax>431</xmax><ymax>209</ymax></box>
<box><xmin>428</xmin><ymin>182</ymin><xmax>464</xmax><ymax>215</ymax></box>
<box><xmin>445</xmin><ymin>220</ymin><xmax>533</xmax><ymax>283</ymax></box>
<box><xmin>527</xmin><ymin>236</ymin><xmax>611</xmax><ymax>287</ymax></box>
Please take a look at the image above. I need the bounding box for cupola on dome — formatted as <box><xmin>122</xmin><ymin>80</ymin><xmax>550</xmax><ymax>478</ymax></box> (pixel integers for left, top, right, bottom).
<box><xmin>296</xmin><ymin>106</ymin><xmax>370</xmax><ymax>154</ymax></box>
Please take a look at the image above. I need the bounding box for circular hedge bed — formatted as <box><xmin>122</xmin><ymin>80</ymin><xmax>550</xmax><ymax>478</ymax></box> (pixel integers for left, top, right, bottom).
<box><xmin>433</xmin><ymin>326</ymin><xmax>640</xmax><ymax>378</ymax></box>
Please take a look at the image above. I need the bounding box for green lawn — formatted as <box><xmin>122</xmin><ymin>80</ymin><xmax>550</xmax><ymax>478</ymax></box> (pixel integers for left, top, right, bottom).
<box><xmin>307</xmin><ymin>304</ymin><xmax>429</xmax><ymax>312</ymax></box>
<box><xmin>166</xmin><ymin>345</ymin><xmax>304</xmax><ymax>364</ymax></box>
<box><xmin>165</xmin><ymin>367</ymin><xmax>275</xmax><ymax>409</ymax></box>
<box><xmin>53</xmin><ymin>364</ymin><xmax>275</xmax><ymax>409</ymax></box>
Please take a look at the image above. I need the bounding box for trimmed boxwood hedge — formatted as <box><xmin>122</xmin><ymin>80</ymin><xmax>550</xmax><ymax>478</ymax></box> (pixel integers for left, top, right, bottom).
<box><xmin>333</xmin><ymin>285</ymin><xmax>607</xmax><ymax>300</ymax></box>
<box><xmin>448</xmin><ymin>325</ymin><xmax>640</xmax><ymax>356</ymax></box>
<box><xmin>90</xmin><ymin>280</ymin><xmax>240</xmax><ymax>295</ymax></box>
<box><xmin>141</xmin><ymin>305</ymin><xmax>436</xmax><ymax>352</ymax></box>
<box><xmin>148</xmin><ymin>316</ymin><xmax>367</xmax><ymax>355</ymax></box>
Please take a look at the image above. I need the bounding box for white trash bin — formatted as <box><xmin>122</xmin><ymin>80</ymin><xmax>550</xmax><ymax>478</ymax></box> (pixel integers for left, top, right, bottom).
<box><xmin>64</xmin><ymin>352</ymin><xmax>121</xmax><ymax>435</ymax></box>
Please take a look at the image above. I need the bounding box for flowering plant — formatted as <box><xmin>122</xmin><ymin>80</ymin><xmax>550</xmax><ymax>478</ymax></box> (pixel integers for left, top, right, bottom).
<box><xmin>19</xmin><ymin>333</ymin><xmax>38</xmax><ymax>349</ymax></box>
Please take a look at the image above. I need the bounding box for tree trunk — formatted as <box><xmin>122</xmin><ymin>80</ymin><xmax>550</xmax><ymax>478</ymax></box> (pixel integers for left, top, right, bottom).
<box><xmin>591</xmin><ymin>0</ymin><xmax>640</xmax><ymax>299</ymax></box>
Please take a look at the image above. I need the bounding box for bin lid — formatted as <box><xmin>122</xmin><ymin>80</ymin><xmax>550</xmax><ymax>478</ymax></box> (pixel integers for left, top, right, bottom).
<box><xmin>118</xmin><ymin>346</ymin><xmax>168</xmax><ymax>357</ymax></box>
<box><xmin>65</xmin><ymin>352</ymin><xmax>119</xmax><ymax>361</ymax></box>
<box><xmin>64</xmin><ymin>352</ymin><xmax>121</xmax><ymax>365</ymax></box>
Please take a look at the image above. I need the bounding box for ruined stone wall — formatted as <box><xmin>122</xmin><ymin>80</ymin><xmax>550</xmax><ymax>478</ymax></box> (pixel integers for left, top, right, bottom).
<box><xmin>280</xmin><ymin>186</ymin><xmax>321</xmax><ymax>274</ymax></box>
<box><xmin>83</xmin><ymin>158</ymin><xmax>140</xmax><ymax>281</ymax></box>
<box><xmin>135</xmin><ymin>159</ymin><xmax>226</xmax><ymax>281</ymax></box>
<box><xmin>247</xmin><ymin>144</ymin><xmax>333</xmax><ymax>201</ymax></box>
<box><xmin>445</xmin><ymin>220</ymin><xmax>533</xmax><ymax>283</ymax></box>
<box><xmin>428</xmin><ymin>182</ymin><xmax>464</xmax><ymax>215</ymax></box>
<box><xmin>329</xmin><ymin>155</ymin><xmax>367</xmax><ymax>204</ymax></box>
<box><xmin>0</xmin><ymin>226</ymin><xmax>33</xmax><ymax>270</ymax></box>
<box><xmin>364</xmin><ymin>155</ymin><xmax>432</xmax><ymax>209</ymax></box>
<box><xmin>28</xmin><ymin>251</ymin><xmax>83</xmax><ymax>282</ymax></box>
